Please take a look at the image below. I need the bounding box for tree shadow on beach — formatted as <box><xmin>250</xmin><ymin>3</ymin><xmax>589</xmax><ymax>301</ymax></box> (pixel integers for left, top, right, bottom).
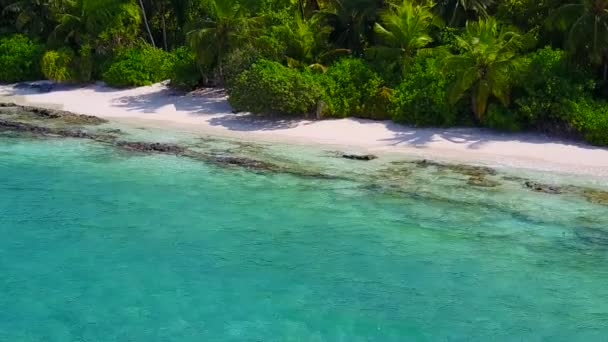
<box><xmin>352</xmin><ymin>117</ymin><xmax>603</xmax><ymax>151</ymax></box>
<box><xmin>110</xmin><ymin>87</ymin><xmax>233</xmax><ymax>115</ymax></box>
<box><xmin>109</xmin><ymin>87</ymin><xmax>311</xmax><ymax>131</ymax></box>
<box><xmin>207</xmin><ymin>114</ymin><xmax>308</xmax><ymax>131</ymax></box>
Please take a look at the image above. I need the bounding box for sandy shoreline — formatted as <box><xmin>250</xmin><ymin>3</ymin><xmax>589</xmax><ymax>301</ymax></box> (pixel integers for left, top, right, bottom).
<box><xmin>2</xmin><ymin>82</ymin><xmax>608</xmax><ymax>177</ymax></box>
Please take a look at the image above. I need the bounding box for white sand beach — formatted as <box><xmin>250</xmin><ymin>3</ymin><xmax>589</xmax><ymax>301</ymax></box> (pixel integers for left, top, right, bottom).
<box><xmin>2</xmin><ymin>82</ymin><xmax>608</xmax><ymax>176</ymax></box>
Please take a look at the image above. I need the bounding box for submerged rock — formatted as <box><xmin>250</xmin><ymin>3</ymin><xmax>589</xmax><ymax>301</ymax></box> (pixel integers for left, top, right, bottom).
<box><xmin>98</xmin><ymin>128</ymin><xmax>123</xmax><ymax>134</ymax></box>
<box><xmin>582</xmin><ymin>189</ymin><xmax>608</xmax><ymax>206</ymax></box>
<box><xmin>0</xmin><ymin>119</ymin><xmax>53</xmax><ymax>135</ymax></box>
<box><xmin>0</xmin><ymin>103</ymin><xmax>106</xmax><ymax>125</ymax></box>
<box><xmin>502</xmin><ymin>175</ymin><xmax>527</xmax><ymax>182</ymax></box>
<box><xmin>0</xmin><ymin>118</ymin><xmax>115</xmax><ymax>141</ymax></box>
<box><xmin>467</xmin><ymin>176</ymin><xmax>501</xmax><ymax>188</ymax></box>
<box><xmin>0</xmin><ymin>103</ymin><xmax>347</xmax><ymax>179</ymax></box>
<box><xmin>116</xmin><ymin>141</ymin><xmax>186</xmax><ymax>154</ymax></box>
<box><xmin>342</xmin><ymin>153</ymin><xmax>378</xmax><ymax>161</ymax></box>
<box><xmin>415</xmin><ymin>159</ymin><xmax>497</xmax><ymax>177</ymax></box>
<box><xmin>211</xmin><ymin>154</ymin><xmax>278</xmax><ymax>170</ymax></box>
<box><xmin>524</xmin><ymin>181</ymin><xmax>562</xmax><ymax>194</ymax></box>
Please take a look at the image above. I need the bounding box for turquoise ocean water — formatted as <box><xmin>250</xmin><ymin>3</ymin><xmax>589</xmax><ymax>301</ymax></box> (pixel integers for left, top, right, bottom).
<box><xmin>1</xmin><ymin>131</ymin><xmax>607</xmax><ymax>341</ymax></box>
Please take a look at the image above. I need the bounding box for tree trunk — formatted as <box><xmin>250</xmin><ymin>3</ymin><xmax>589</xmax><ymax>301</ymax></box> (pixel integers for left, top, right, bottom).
<box><xmin>449</xmin><ymin>1</ymin><xmax>460</xmax><ymax>27</ymax></box>
<box><xmin>161</xmin><ymin>11</ymin><xmax>168</xmax><ymax>50</ymax></box>
<box><xmin>471</xmin><ymin>92</ymin><xmax>479</xmax><ymax>122</ymax></box>
<box><xmin>217</xmin><ymin>43</ymin><xmax>223</xmax><ymax>86</ymax></box>
<box><xmin>138</xmin><ymin>0</ymin><xmax>156</xmax><ymax>47</ymax></box>
<box><xmin>299</xmin><ymin>0</ymin><xmax>305</xmax><ymax>18</ymax></box>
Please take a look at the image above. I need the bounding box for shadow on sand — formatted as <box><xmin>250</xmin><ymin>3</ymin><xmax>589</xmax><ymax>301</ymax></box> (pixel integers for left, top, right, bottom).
<box><xmin>111</xmin><ymin>88</ymin><xmax>232</xmax><ymax>115</ymax></box>
<box><xmin>376</xmin><ymin>119</ymin><xmax>593</xmax><ymax>150</ymax></box>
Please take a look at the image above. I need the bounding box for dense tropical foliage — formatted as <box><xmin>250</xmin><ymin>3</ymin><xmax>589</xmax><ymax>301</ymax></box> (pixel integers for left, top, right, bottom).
<box><xmin>0</xmin><ymin>0</ymin><xmax>607</xmax><ymax>145</ymax></box>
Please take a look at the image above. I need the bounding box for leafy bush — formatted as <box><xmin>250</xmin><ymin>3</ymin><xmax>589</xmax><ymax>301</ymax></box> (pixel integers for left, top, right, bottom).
<box><xmin>319</xmin><ymin>58</ymin><xmax>388</xmax><ymax>119</ymax></box>
<box><xmin>390</xmin><ymin>57</ymin><xmax>456</xmax><ymax>126</ymax></box>
<box><xmin>222</xmin><ymin>45</ymin><xmax>260</xmax><ymax>85</ymax></box>
<box><xmin>41</xmin><ymin>48</ymin><xmax>76</xmax><ymax>82</ymax></box>
<box><xmin>170</xmin><ymin>47</ymin><xmax>200</xmax><ymax>90</ymax></box>
<box><xmin>366</xmin><ymin>86</ymin><xmax>394</xmax><ymax>121</ymax></box>
<box><xmin>484</xmin><ymin>104</ymin><xmax>522</xmax><ymax>131</ymax></box>
<box><xmin>228</xmin><ymin>59</ymin><xmax>322</xmax><ymax>116</ymax></box>
<box><xmin>514</xmin><ymin>47</ymin><xmax>595</xmax><ymax>130</ymax></box>
<box><xmin>0</xmin><ymin>34</ymin><xmax>43</xmax><ymax>82</ymax></box>
<box><xmin>568</xmin><ymin>99</ymin><xmax>608</xmax><ymax>146</ymax></box>
<box><xmin>103</xmin><ymin>45</ymin><xmax>175</xmax><ymax>87</ymax></box>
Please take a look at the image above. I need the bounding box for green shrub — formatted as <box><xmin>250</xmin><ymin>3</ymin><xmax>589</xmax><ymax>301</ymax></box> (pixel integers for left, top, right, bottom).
<box><xmin>484</xmin><ymin>104</ymin><xmax>522</xmax><ymax>131</ymax></box>
<box><xmin>390</xmin><ymin>57</ymin><xmax>456</xmax><ymax>126</ymax></box>
<box><xmin>366</xmin><ymin>86</ymin><xmax>394</xmax><ymax>121</ymax></box>
<box><xmin>0</xmin><ymin>34</ymin><xmax>43</xmax><ymax>82</ymax></box>
<box><xmin>514</xmin><ymin>47</ymin><xmax>595</xmax><ymax>127</ymax></box>
<box><xmin>41</xmin><ymin>48</ymin><xmax>76</xmax><ymax>82</ymax></box>
<box><xmin>568</xmin><ymin>99</ymin><xmax>608</xmax><ymax>146</ymax></box>
<box><xmin>228</xmin><ymin>59</ymin><xmax>322</xmax><ymax>116</ymax></box>
<box><xmin>319</xmin><ymin>58</ymin><xmax>387</xmax><ymax>119</ymax></box>
<box><xmin>170</xmin><ymin>47</ymin><xmax>200</xmax><ymax>90</ymax></box>
<box><xmin>103</xmin><ymin>45</ymin><xmax>175</xmax><ymax>87</ymax></box>
<box><xmin>223</xmin><ymin>45</ymin><xmax>260</xmax><ymax>86</ymax></box>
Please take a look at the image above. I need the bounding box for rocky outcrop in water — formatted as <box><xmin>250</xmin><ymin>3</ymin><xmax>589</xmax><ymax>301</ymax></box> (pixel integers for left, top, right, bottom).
<box><xmin>116</xmin><ymin>141</ymin><xmax>187</xmax><ymax>154</ymax></box>
<box><xmin>342</xmin><ymin>153</ymin><xmax>378</xmax><ymax>161</ymax></box>
<box><xmin>210</xmin><ymin>154</ymin><xmax>279</xmax><ymax>169</ymax></box>
<box><xmin>413</xmin><ymin>159</ymin><xmax>501</xmax><ymax>188</ymax></box>
<box><xmin>467</xmin><ymin>176</ymin><xmax>501</xmax><ymax>188</ymax></box>
<box><xmin>0</xmin><ymin>103</ymin><xmax>107</xmax><ymax>125</ymax></box>
<box><xmin>113</xmin><ymin>143</ymin><xmax>285</xmax><ymax>172</ymax></box>
<box><xmin>0</xmin><ymin>118</ymin><xmax>113</xmax><ymax>140</ymax></box>
<box><xmin>582</xmin><ymin>189</ymin><xmax>608</xmax><ymax>206</ymax></box>
<box><xmin>0</xmin><ymin>102</ymin><xmax>331</xmax><ymax>176</ymax></box>
<box><xmin>524</xmin><ymin>181</ymin><xmax>562</xmax><ymax>194</ymax></box>
<box><xmin>416</xmin><ymin>159</ymin><xmax>497</xmax><ymax>177</ymax></box>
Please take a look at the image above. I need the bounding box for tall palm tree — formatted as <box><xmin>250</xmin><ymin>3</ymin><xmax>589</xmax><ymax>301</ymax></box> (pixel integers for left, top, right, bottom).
<box><xmin>548</xmin><ymin>0</ymin><xmax>608</xmax><ymax>80</ymax></box>
<box><xmin>437</xmin><ymin>0</ymin><xmax>494</xmax><ymax>26</ymax></box>
<box><xmin>50</xmin><ymin>0</ymin><xmax>140</xmax><ymax>52</ymax></box>
<box><xmin>372</xmin><ymin>0</ymin><xmax>441</xmax><ymax>64</ymax></box>
<box><xmin>440</xmin><ymin>18</ymin><xmax>527</xmax><ymax>120</ymax></box>
<box><xmin>276</xmin><ymin>15</ymin><xmax>327</xmax><ymax>66</ymax></box>
<box><xmin>315</xmin><ymin>0</ymin><xmax>381</xmax><ymax>55</ymax></box>
<box><xmin>187</xmin><ymin>0</ymin><xmax>255</xmax><ymax>82</ymax></box>
<box><xmin>137</xmin><ymin>0</ymin><xmax>155</xmax><ymax>47</ymax></box>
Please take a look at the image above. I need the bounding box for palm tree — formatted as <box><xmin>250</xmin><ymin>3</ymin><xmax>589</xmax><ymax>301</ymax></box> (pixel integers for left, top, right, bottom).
<box><xmin>50</xmin><ymin>0</ymin><xmax>131</xmax><ymax>45</ymax></box>
<box><xmin>440</xmin><ymin>18</ymin><xmax>527</xmax><ymax>120</ymax></box>
<box><xmin>279</xmin><ymin>16</ymin><xmax>324</xmax><ymax>66</ymax></box>
<box><xmin>187</xmin><ymin>0</ymin><xmax>255</xmax><ymax>82</ymax></box>
<box><xmin>548</xmin><ymin>0</ymin><xmax>608</xmax><ymax>80</ymax></box>
<box><xmin>315</xmin><ymin>0</ymin><xmax>381</xmax><ymax>55</ymax></box>
<box><xmin>137</xmin><ymin>0</ymin><xmax>155</xmax><ymax>47</ymax></box>
<box><xmin>372</xmin><ymin>0</ymin><xmax>441</xmax><ymax>64</ymax></box>
<box><xmin>49</xmin><ymin>0</ymin><xmax>141</xmax><ymax>58</ymax></box>
<box><xmin>437</xmin><ymin>0</ymin><xmax>494</xmax><ymax>26</ymax></box>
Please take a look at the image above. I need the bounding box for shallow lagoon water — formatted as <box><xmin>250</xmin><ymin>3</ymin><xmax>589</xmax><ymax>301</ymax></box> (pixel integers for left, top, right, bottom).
<box><xmin>1</xmin><ymin>128</ymin><xmax>608</xmax><ymax>341</ymax></box>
